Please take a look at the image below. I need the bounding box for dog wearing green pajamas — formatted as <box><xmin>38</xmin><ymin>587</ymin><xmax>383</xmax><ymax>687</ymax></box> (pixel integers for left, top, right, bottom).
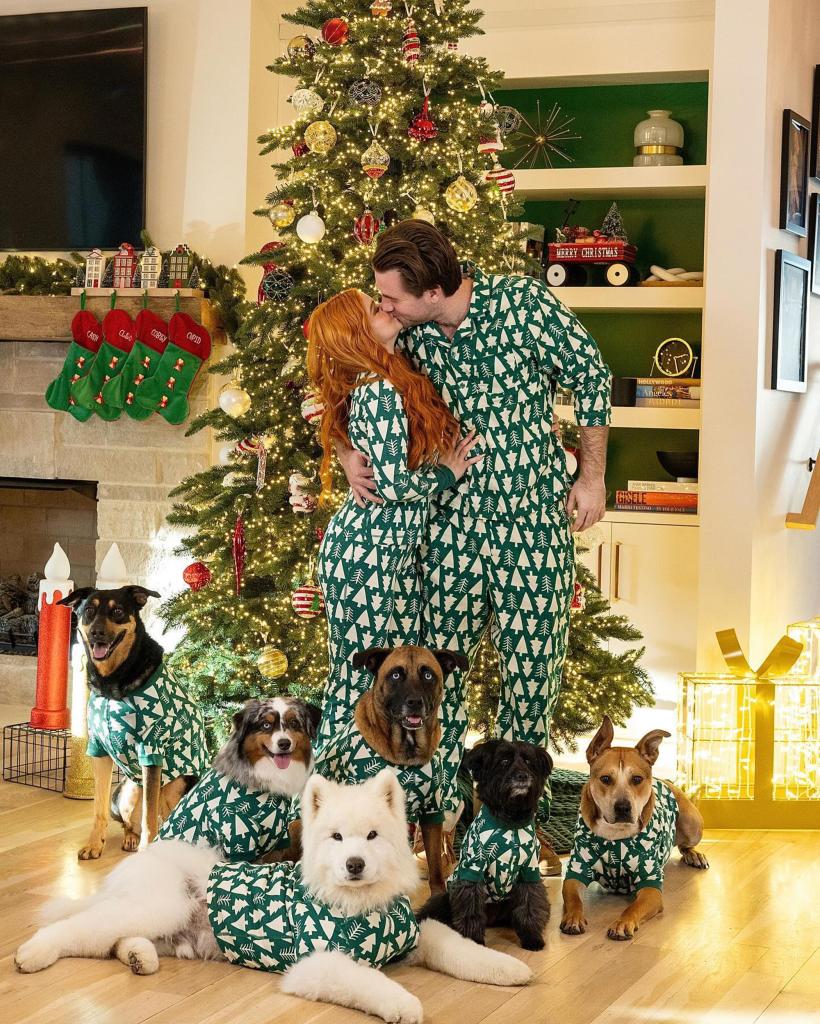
<box><xmin>561</xmin><ymin>716</ymin><xmax>709</xmax><ymax>942</ymax></box>
<box><xmin>367</xmin><ymin>226</ymin><xmax>612</xmax><ymax>837</ymax></box>
<box><xmin>317</xmin><ymin>376</ymin><xmax>457</xmax><ymax>745</ymax></box>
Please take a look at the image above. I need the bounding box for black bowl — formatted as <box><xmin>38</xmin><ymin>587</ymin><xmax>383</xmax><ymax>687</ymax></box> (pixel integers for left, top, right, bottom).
<box><xmin>656</xmin><ymin>450</ymin><xmax>699</xmax><ymax>480</ymax></box>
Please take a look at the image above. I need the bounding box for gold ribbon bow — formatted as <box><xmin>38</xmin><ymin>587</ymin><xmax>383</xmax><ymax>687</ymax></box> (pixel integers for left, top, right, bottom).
<box><xmin>716</xmin><ymin>628</ymin><xmax>804</xmax><ymax>679</ymax></box>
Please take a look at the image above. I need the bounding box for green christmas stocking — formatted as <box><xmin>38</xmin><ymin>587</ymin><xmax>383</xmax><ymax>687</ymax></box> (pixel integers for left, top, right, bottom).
<box><xmin>45</xmin><ymin>309</ymin><xmax>103</xmax><ymax>422</ymax></box>
<box><xmin>100</xmin><ymin>309</ymin><xmax>169</xmax><ymax>420</ymax></box>
<box><xmin>70</xmin><ymin>310</ymin><xmax>135</xmax><ymax>421</ymax></box>
<box><xmin>133</xmin><ymin>312</ymin><xmax>211</xmax><ymax>425</ymax></box>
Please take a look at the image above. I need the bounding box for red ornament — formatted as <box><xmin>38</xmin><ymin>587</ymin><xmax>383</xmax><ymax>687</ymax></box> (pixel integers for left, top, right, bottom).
<box><xmin>402</xmin><ymin>18</ymin><xmax>420</xmax><ymax>63</ymax></box>
<box><xmin>321</xmin><ymin>17</ymin><xmax>349</xmax><ymax>45</ymax></box>
<box><xmin>315</xmin><ymin>527</ymin><xmax>325</xmax><ymax>542</ymax></box>
<box><xmin>183</xmin><ymin>561</ymin><xmax>212</xmax><ymax>591</ymax></box>
<box><xmin>408</xmin><ymin>96</ymin><xmax>438</xmax><ymax>141</ymax></box>
<box><xmin>302</xmin><ymin>316</ymin><xmax>311</xmax><ymax>338</ymax></box>
<box><xmin>485</xmin><ymin>161</ymin><xmax>516</xmax><ymax>195</ymax></box>
<box><xmin>292</xmin><ymin>582</ymin><xmax>325</xmax><ymax>619</ymax></box>
<box><xmin>233</xmin><ymin>515</ymin><xmax>246</xmax><ymax>597</ymax></box>
<box><xmin>353</xmin><ymin>209</ymin><xmax>381</xmax><ymax>245</ymax></box>
<box><xmin>259</xmin><ymin>240</ymin><xmax>284</xmax><ymax>268</ymax></box>
<box><xmin>570</xmin><ymin>579</ymin><xmax>585</xmax><ymax>612</ymax></box>
<box><xmin>292</xmin><ymin>141</ymin><xmax>309</xmax><ymax>158</ymax></box>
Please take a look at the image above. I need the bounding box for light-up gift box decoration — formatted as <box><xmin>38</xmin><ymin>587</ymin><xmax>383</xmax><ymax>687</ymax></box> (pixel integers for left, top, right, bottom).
<box><xmin>678</xmin><ymin>627</ymin><xmax>818</xmax><ymax>828</ymax></box>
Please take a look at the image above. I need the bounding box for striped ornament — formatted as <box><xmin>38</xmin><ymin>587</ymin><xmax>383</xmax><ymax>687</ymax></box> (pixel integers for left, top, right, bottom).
<box><xmin>291</xmin><ymin>584</ymin><xmax>325</xmax><ymax>619</ymax></box>
<box><xmin>300</xmin><ymin>390</ymin><xmax>325</xmax><ymax>423</ymax></box>
<box><xmin>402</xmin><ymin>18</ymin><xmax>420</xmax><ymax>63</ymax></box>
<box><xmin>485</xmin><ymin>161</ymin><xmax>516</xmax><ymax>195</ymax></box>
<box><xmin>353</xmin><ymin>209</ymin><xmax>381</xmax><ymax>245</ymax></box>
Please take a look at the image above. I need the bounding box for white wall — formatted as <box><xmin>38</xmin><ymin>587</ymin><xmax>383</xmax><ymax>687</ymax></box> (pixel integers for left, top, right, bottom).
<box><xmin>698</xmin><ymin>0</ymin><xmax>820</xmax><ymax>671</ymax></box>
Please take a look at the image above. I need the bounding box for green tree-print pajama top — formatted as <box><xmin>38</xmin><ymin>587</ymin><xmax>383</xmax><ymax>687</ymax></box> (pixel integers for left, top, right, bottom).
<box><xmin>448</xmin><ymin>804</ymin><xmax>541</xmax><ymax>899</ymax></box>
<box><xmin>317</xmin><ymin>376</ymin><xmax>455</xmax><ymax>745</ymax></box>
<box><xmin>399</xmin><ymin>267</ymin><xmax>612</xmax><ymax>823</ymax></box>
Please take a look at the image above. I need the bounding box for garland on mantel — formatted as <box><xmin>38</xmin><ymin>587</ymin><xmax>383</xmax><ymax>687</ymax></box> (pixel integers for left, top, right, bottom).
<box><xmin>0</xmin><ymin>236</ymin><xmax>251</xmax><ymax>342</ymax></box>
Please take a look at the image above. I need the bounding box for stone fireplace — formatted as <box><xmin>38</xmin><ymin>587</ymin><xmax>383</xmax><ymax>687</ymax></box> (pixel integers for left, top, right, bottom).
<box><xmin>0</xmin><ymin>337</ymin><xmax>214</xmax><ymax>705</ymax></box>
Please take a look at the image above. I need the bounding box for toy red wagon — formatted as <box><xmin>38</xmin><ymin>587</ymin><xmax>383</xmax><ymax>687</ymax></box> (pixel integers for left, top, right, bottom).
<box><xmin>546</xmin><ymin>236</ymin><xmax>638</xmax><ymax>287</ymax></box>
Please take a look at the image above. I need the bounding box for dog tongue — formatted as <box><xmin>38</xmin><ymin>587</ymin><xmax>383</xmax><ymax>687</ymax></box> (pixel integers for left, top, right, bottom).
<box><xmin>91</xmin><ymin>642</ymin><xmax>109</xmax><ymax>659</ymax></box>
<box><xmin>273</xmin><ymin>753</ymin><xmax>292</xmax><ymax>769</ymax></box>
<box><xmin>406</xmin><ymin>715</ymin><xmax>422</xmax><ymax>726</ymax></box>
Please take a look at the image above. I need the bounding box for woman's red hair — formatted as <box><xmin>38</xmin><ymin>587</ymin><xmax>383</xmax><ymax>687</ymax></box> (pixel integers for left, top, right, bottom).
<box><xmin>307</xmin><ymin>289</ymin><xmax>460</xmax><ymax>501</ymax></box>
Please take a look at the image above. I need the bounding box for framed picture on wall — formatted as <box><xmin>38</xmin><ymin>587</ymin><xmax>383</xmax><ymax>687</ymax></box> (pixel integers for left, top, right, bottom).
<box><xmin>780</xmin><ymin>110</ymin><xmax>810</xmax><ymax>236</ymax></box>
<box><xmin>808</xmin><ymin>193</ymin><xmax>820</xmax><ymax>296</ymax></box>
<box><xmin>811</xmin><ymin>65</ymin><xmax>820</xmax><ymax>181</ymax></box>
<box><xmin>772</xmin><ymin>250</ymin><xmax>810</xmax><ymax>393</ymax></box>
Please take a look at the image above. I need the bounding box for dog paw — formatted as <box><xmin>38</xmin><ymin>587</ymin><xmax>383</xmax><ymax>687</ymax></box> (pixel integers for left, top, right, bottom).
<box><xmin>116</xmin><ymin>938</ymin><xmax>159</xmax><ymax>975</ymax></box>
<box><xmin>559</xmin><ymin>912</ymin><xmax>587</xmax><ymax>935</ymax></box>
<box><xmin>15</xmin><ymin>934</ymin><xmax>59</xmax><ymax>973</ymax></box>
<box><xmin>519</xmin><ymin>933</ymin><xmax>545</xmax><ymax>951</ymax></box>
<box><xmin>681</xmin><ymin>848</ymin><xmax>709</xmax><ymax>870</ymax></box>
<box><xmin>78</xmin><ymin>840</ymin><xmax>105</xmax><ymax>860</ymax></box>
<box><xmin>382</xmin><ymin>991</ymin><xmax>423</xmax><ymax>1024</ymax></box>
<box><xmin>121</xmin><ymin>832</ymin><xmax>140</xmax><ymax>853</ymax></box>
<box><xmin>487</xmin><ymin>954</ymin><xmax>532</xmax><ymax>987</ymax></box>
<box><xmin>606</xmin><ymin>917</ymin><xmax>637</xmax><ymax>941</ymax></box>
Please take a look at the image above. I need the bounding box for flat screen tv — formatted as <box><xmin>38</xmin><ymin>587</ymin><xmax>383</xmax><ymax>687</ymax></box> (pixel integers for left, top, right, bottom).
<box><xmin>0</xmin><ymin>7</ymin><xmax>146</xmax><ymax>251</ymax></box>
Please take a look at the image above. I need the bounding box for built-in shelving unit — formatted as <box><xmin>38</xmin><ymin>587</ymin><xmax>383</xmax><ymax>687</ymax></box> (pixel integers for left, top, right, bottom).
<box><xmin>516</xmin><ymin>165</ymin><xmax>707</xmax><ymax>200</ymax></box>
<box><xmin>547</xmin><ymin>286</ymin><xmax>704</xmax><ymax>312</ymax></box>
<box><xmin>555</xmin><ymin>403</ymin><xmax>700</xmax><ymax>431</ymax></box>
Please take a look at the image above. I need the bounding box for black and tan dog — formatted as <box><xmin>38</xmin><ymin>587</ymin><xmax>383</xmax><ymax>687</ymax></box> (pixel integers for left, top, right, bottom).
<box><xmin>561</xmin><ymin>716</ymin><xmax>709</xmax><ymax>941</ymax></box>
<box><xmin>417</xmin><ymin>739</ymin><xmax>552</xmax><ymax>948</ymax></box>
<box><xmin>58</xmin><ymin>586</ymin><xmax>208</xmax><ymax>860</ymax></box>
<box><xmin>302</xmin><ymin>644</ymin><xmax>468</xmax><ymax>894</ymax></box>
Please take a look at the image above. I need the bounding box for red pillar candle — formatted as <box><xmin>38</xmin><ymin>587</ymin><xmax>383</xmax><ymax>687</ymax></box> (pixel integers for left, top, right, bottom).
<box><xmin>30</xmin><ymin>543</ymin><xmax>73</xmax><ymax>730</ymax></box>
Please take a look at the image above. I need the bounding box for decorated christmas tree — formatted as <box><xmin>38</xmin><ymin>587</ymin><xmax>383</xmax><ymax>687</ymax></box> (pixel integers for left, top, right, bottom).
<box><xmin>160</xmin><ymin>0</ymin><xmax>651</xmax><ymax>750</ymax></box>
<box><xmin>600</xmin><ymin>201</ymin><xmax>628</xmax><ymax>241</ymax></box>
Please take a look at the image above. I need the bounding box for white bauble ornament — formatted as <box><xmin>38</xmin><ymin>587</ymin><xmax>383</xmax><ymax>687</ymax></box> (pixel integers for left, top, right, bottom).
<box><xmin>412</xmin><ymin>206</ymin><xmax>436</xmax><ymax>224</ymax></box>
<box><xmin>290</xmin><ymin>88</ymin><xmax>324</xmax><ymax>116</ymax></box>
<box><xmin>296</xmin><ymin>210</ymin><xmax>326</xmax><ymax>243</ymax></box>
<box><xmin>217</xmin><ymin>441</ymin><xmax>235</xmax><ymax>465</ymax></box>
<box><xmin>218</xmin><ymin>380</ymin><xmax>252</xmax><ymax>418</ymax></box>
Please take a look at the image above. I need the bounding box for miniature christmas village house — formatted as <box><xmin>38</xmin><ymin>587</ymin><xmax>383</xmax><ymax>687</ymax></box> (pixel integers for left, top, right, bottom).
<box><xmin>139</xmin><ymin>246</ymin><xmax>161</xmax><ymax>289</ymax></box>
<box><xmin>168</xmin><ymin>243</ymin><xmax>191</xmax><ymax>288</ymax></box>
<box><xmin>112</xmin><ymin>243</ymin><xmax>138</xmax><ymax>289</ymax></box>
<box><xmin>84</xmin><ymin>249</ymin><xmax>106</xmax><ymax>288</ymax></box>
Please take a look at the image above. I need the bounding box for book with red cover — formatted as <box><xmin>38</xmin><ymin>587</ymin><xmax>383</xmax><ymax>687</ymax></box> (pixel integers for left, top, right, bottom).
<box><xmin>616</xmin><ymin>490</ymin><xmax>698</xmax><ymax>508</ymax></box>
<box><xmin>614</xmin><ymin>503</ymin><xmax>698</xmax><ymax>514</ymax></box>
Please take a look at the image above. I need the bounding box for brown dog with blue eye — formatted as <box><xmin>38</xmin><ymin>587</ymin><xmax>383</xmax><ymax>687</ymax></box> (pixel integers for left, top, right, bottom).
<box><xmin>561</xmin><ymin>716</ymin><xmax>708</xmax><ymax>941</ymax></box>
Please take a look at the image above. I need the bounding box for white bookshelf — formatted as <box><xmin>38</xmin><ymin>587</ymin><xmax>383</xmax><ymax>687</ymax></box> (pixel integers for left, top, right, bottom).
<box><xmin>603</xmin><ymin>509</ymin><xmax>699</xmax><ymax>527</ymax></box>
<box><xmin>547</xmin><ymin>286</ymin><xmax>704</xmax><ymax>312</ymax></box>
<box><xmin>555</xmin><ymin>404</ymin><xmax>700</xmax><ymax>431</ymax></box>
<box><xmin>515</xmin><ymin>165</ymin><xmax>707</xmax><ymax>200</ymax></box>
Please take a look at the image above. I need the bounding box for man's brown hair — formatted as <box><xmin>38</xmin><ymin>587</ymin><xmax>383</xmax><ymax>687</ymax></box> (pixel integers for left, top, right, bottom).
<box><xmin>372</xmin><ymin>221</ymin><xmax>461</xmax><ymax>297</ymax></box>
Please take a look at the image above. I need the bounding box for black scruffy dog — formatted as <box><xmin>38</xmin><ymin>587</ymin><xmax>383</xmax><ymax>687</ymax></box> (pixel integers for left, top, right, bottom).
<box><xmin>417</xmin><ymin>739</ymin><xmax>552</xmax><ymax>949</ymax></box>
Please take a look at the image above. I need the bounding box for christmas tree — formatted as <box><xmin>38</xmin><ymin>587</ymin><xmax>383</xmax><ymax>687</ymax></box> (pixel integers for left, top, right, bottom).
<box><xmin>160</xmin><ymin>0</ymin><xmax>651</xmax><ymax>751</ymax></box>
<box><xmin>600</xmin><ymin>201</ymin><xmax>628</xmax><ymax>241</ymax></box>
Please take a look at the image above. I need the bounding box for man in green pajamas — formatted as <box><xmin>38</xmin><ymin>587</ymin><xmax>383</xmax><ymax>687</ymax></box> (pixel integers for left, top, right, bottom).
<box><xmin>337</xmin><ymin>223</ymin><xmax>611</xmax><ymax>873</ymax></box>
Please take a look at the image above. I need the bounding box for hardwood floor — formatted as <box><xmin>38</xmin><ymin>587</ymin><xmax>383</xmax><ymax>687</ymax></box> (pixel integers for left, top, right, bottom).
<box><xmin>1</xmin><ymin>773</ymin><xmax>818</xmax><ymax>1023</ymax></box>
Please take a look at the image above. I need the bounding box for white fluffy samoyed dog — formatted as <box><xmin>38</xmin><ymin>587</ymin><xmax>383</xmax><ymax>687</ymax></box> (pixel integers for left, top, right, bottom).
<box><xmin>16</xmin><ymin>769</ymin><xmax>532</xmax><ymax>1023</ymax></box>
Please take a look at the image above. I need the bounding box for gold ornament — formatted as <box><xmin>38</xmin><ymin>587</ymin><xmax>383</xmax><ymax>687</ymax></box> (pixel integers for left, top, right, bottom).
<box><xmin>258</xmin><ymin>646</ymin><xmax>288</xmax><ymax>679</ymax></box>
<box><xmin>444</xmin><ymin>175</ymin><xmax>478</xmax><ymax>213</ymax></box>
<box><xmin>361</xmin><ymin>139</ymin><xmax>390</xmax><ymax>179</ymax></box>
<box><xmin>269</xmin><ymin>202</ymin><xmax>296</xmax><ymax>228</ymax></box>
<box><xmin>304</xmin><ymin>120</ymin><xmax>337</xmax><ymax>154</ymax></box>
<box><xmin>371</xmin><ymin>0</ymin><xmax>392</xmax><ymax>15</ymax></box>
<box><xmin>218</xmin><ymin>379</ymin><xmax>252</xmax><ymax>418</ymax></box>
<box><xmin>287</xmin><ymin>35</ymin><xmax>316</xmax><ymax>60</ymax></box>
<box><xmin>412</xmin><ymin>206</ymin><xmax>436</xmax><ymax>224</ymax></box>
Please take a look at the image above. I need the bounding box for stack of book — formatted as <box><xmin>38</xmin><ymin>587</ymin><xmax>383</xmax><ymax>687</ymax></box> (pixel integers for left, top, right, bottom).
<box><xmin>635</xmin><ymin>378</ymin><xmax>701</xmax><ymax>408</ymax></box>
<box><xmin>615</xmin><ymin>480</ymin><xmax>698</xmax><ymax>514</ymax></box>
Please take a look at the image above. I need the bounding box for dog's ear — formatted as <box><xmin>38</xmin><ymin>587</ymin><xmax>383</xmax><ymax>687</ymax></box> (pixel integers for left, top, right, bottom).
<box><xmin>586</xmin><ymin>715</ymin><xmax>615</xmax><ymax>764</ymax></box>
<box><xmin>231</xmin><ymin>699</ymin><xmax>260</xmax><ymax>740</ymax></box>
<box><xmin>368</xmin><ymin>767</ymin><xmax>406</xmax><ymax>817</ymax></box>
<box><xmin>635</xmin><ymin>729</ymin><xmax>670</xmax><ymax>766</ymax></box>
<box><xmin>57</xmin><ymin>587</ymin><xmax>96</xmax><ymax>610</ymax></box>
<box><xmin>303</xmin><ymin>702</ymin><xmax>322</xmax><ymax>739</ymax></box>
<box><xmin>303</xmin><ymin>773</ymin><xmax>331</xmax><ymax>820</ymax></box>
<box><xmin>463</xmin><ymin>739</ymin><xmax>500</xmax><ymax>782</ymax></box>
<box><xmin>124</xmin><ymin>586</ymin><xmax>161</xmax><ymax>608</ymax></box>
<box><xmin>431</xmin><ymin>649</ymin><xmax>469</xmax><ymax>677</ymax></box>
<box><xmin>351</xmin><ymin>646</ymin><xmax>392</xmax><ymax>675</ymax></box>
<box><xmin>535</xmin><ymin>746</ymin><xmax>554</xmax><ymax>779</ymax></box>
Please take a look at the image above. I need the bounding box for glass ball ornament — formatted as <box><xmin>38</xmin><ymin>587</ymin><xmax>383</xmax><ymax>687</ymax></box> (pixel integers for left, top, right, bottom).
<box><xmin>287</xmin><ymin>35</ymin><xmax>315</xmax><ymax>60</ymax></box>
<box><xmin>269</xmin><ymin>201</ymin><xmax>296</xmax><ymax>229</ymax></box>
<box><xmin>361</xmin><ymin>139</ymin><xmax>390</xmax><ymax>179</ymax></box>
<box><xmin>296</xmin><ymin>209</ymin><xmax>326</xmax><ymax>244</ymax></box>
<box><xmin>348</xmin><ymin>78</ymin><xmax>382</xmax><ymax>107</ymax></box>
<box><xmin>321</xmin><ymin>17</ymin><xmax>349</xmax><ymax>45</ymax></box>
<box><xmin>353</xmin><ymin>209</ymin><xmax>381</xmax><ymax>245</ymax></box>
<box><xmin>218</xmin><ymin>380</ymin><xmax>252</xmax><ymax>418</ymax></box>
<box><xmin>182</xmin><ymin>561</ymin><xmax>212</xmax><ymax>591</ymax></box>
<box><xmin>495</xmin><ymin>104</ymin><xmax>522</xmax><ymax>136</ymax></box>
<box><xmin>485</xmin><ymin>161</ymin><xmax>516</xmax><ymax>195</ymax></box>
<box><xmin>371</xmin><ymin>0</ymin><xmax>392</xmax><ymax>14</ymax></box>
<box><xmin>291</xmin><ymin>583</ymin><xmax>325</xmax><ymax>619</ymax></box>
<box><xmin>257</xmin><ymin>645</ymin><xmax>288</xmax><ymax>679</ymax></box>
<box><xmin>304</xmin><ymin>119</ymin><xmax>337</xmax><ymax>154</ymax></box>
<box><xmin>290</xmin><ymin>87</ymin><xmax>324</xmax><ymax>116</ymax></box>
<box><xmin>444</xmin><ymin>175</ymin><xmax>478</xmax><ymax>213</ymax></box>
<box><xmin>408</xmin><ymin>96</ymin><xmax>438</xmax><ymax>141</ymax></box>
<box><xmin>260</xmin><ymin>268</ymin><xmax>295</xmax><ymax>301</ymax></box>
<box><xmin>217</xmin><ymin>441</ymin><xmax>235</xmax><ymax>465</ymax></box>
<box><xmin>412</xmin><ymin>206</ymin><xmax>436</xmax><ymax>224</ymax></box>
<box><xmin>292</xmin><ymin>140</ymin><xmax>309</xmax><ymax>158</ymax></box>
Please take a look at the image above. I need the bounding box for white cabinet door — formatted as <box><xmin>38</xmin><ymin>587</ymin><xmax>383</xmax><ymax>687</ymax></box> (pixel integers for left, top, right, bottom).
<box><xmin>576</xmin><ymin>522</ymin><xmax>611</xmax><ymax>601</ymax></box>
<box><xmin>605</xmin><ymin>522</ymin><xmax>699</xmax><ymax>750</ymax></box>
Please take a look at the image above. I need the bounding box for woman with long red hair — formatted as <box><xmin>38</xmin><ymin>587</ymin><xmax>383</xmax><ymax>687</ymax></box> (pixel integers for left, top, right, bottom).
<box><xmin>307</xmin><ymin>288</ymin><xmax>480</xmax><ymax>744</ymax></box>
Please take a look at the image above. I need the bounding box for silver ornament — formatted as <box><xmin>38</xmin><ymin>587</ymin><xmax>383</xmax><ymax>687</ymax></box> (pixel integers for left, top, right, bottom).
<box><xmin>291</xmin><ymin>87</ymin><xmax>324</xmax><ymax>116</ymax></box>
<box><xmin>495</xmin><ymin>105</ymin><xmax>522</xmax><ymax>136</ymax></box>
<box><xmin>348</xmin><ymin>78</ymin><xmax>382</xmax><ymax>107</ymax></box>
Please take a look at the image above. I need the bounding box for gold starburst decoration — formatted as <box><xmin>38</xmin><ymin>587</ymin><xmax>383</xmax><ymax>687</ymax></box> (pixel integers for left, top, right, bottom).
<box><xmin>508</xmin><ymin>100</ymin><xmax>580</xmax><ymax>169</ymax></box>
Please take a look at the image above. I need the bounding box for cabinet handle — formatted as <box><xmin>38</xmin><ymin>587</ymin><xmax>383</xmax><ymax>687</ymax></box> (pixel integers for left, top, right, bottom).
<box><xmin>613</xmin><ymin>542</ymin><xmax>622</xmax><ymax>601</ymax></box>
<box><xmin>596</xmin><ymin>544</ymin><xmax>603</xmax><ymax>588</ymax></box>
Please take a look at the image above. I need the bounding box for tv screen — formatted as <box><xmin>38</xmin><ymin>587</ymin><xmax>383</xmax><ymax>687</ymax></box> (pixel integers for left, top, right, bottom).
<box><xmin>0</xmin><ymin>7</ymin><xmax>146</xmax><ymax>251</ymax></box>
